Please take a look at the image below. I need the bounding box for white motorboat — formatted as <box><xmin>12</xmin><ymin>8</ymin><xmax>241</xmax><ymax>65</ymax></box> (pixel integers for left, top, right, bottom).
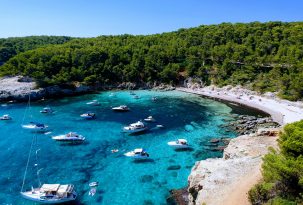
<box><xmin>123</xmin><ymin>121</ymin><xmax>147</xmax><ymax>133</ymax></box>
<box><xmin>22</xmin><ymin>122</ymin><xmax>48</xmax><ymax>131</ymax></box>
<box><xmin>124</xmin><ymin>148</ymin><xmax>150</xmax><ymax>159</ymax></box>
<box><xmin>0</xmin><ymin>114</ymin><xmax>12</xmax><ymax>120</ymax></box>
<box><xmin>112</xmin><ymin>105</ymin><xmax>130</xmax><ymax>112</ymax></box>
<box><xmin>168</xmin><ymin>139</ymin><xmax>190</xmax><ymax>149</ymax></box>
<box><xmin>144</xmin><ymin>116</ymin><xmax>156</xmax><ymax>122</ymax></box>
<box><xmin>86</xmin><ymin>100</ymin><xmax>100</xmax><ymax>106</ymax></box>
<box><xmin>21</xmin><ymin>184</ymin><xmax>77</xmax><ymax>204</ymax></box>
<box><xmin>52</xmin><ymin>132</ymin><xmax>85</xmax><ymax>141</ymax></box>
<box><xmin>40</xmin><ymin>107</ymin><xmax>53</xmax><ymax>114</ymax></box>
<box><xmin>80</xmin><ymin>112</ymin><xmax>96</xmax><ymax>119</ymax></box>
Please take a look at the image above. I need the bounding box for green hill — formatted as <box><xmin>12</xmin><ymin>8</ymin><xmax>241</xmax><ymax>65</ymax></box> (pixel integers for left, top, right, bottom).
<box><xmin>0</xmin><ymin>36</ymin><xmax>73</xmax><ymax>63</ymax></box>
<box><xmin>1</xmin><ymin>22</ymin><xmax>303</xmax><ymax>100</ymax></box>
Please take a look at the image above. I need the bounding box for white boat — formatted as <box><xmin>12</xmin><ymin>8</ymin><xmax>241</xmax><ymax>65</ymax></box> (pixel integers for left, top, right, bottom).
<box><xmin>151</xmin><ymin>97</ymin><xmax>157</xmax><ymax>101</ymax></box>
<box><xmin>156</xmin><ymin>124</ymin><xmax>164</xmax><ymax>128</ymax></box>
<box><xmin>168</xmin><ymin>139</ymin><xmax>190</xmax><ymax>149</ymax></box>
<box><xmin>112</xmin><ymin>105</ymin><xmax>130</xmax><ymax>112</ymax></box>
<box><xmin>22</xmin><ymin>122</ymin><xmax>48</xmax><ymax>131</ymax></box>
<box><xmin>89</xmin><ymin>182</ymin><xmax>99</xmax><ymax>187</ymax></box>
<box><xmin>123</xmin><ymin>121</ymin><xmax>147</xmax><ymax>133</ymax></box>
<box><xmin>124</xmin><ymin>148</ymin><xmax>150</xmax><ymax>159</ymax></box>
<box><xmin>80</xmin><ymin>112</ymin><xmax>96</xmax><ymax>119</ymax></box>
<box><xmin>52</xmin><ymin>132</ymin><xmax>85</xmax><ymax>141</ymax></box>
<box><xmin>40</xmin><ymin>107</ymin><xmax>53</xmax><ymax>114</ymax></box>
<box><xmin>0</xmin><ymin>114</ymin><xmax>12</xmax><ymax>120</ymax></box>
<box><xmin>21</xmin><ymin>184</ymin><xmax>77</xmax><ymax>204</ymax></box>
<box><xmin>144</xmin><ymin>116</ymin><xmax>156</xmax><ymax>122</ymax></box>
<box><xmin>86</xmin><ymin>100</ymin><xmax>100</xmax><ymax>106</ymax></box>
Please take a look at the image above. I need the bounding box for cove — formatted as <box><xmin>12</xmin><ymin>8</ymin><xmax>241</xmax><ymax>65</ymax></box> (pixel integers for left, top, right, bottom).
<box><xmin>0</xmin><ymin>90</ymin><xmax>264</xmax><ymax>204</ymax></box>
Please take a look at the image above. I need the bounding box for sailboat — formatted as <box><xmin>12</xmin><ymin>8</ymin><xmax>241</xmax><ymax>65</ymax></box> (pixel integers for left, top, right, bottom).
<box><xmin>20</xmin><ymin>95</ymin><xmax>77</xmax><ymax>203</ymax></box>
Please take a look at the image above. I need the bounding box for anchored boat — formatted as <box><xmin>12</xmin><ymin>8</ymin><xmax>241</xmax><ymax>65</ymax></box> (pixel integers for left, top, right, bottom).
<box><xmin>21</xmin><ymin>184</ymin><xmax>77</xmax><ymax>204</ymax></box>
<box><xmin>124</xmin><ymin>148</ymin><xmax>150</xmax><ymax>159</ymax></box>
<box><xmin>112</xmin><ymin>105</ymin><xmax>130</xmax><ymax>112</ymax></box>
<box><xmin>123</xmin><ymin>121</ymin><xmax>147</xmax><ymax>133</ymax></box>
<box><xmin>168</xmin><ymin>139</ymin><xmax>190</xmax><ymax>149</ymax></box>
<box><xmin>52</xmin><ymin>132</ymin><xmax>85</xmax><ymax>142</ymax></box>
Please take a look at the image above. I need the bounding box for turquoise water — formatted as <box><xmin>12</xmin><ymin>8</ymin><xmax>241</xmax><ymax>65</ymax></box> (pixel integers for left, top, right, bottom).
<box><xmin>0</xmin><ymin>90</ymin><xmax>259</xmax><ymax>205</ymax></box>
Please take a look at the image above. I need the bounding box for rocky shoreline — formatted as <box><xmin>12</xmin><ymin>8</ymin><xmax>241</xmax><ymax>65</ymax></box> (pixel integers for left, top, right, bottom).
<box><xmin>0</xmin><ymin>76</ymin><xmax>175</xmax><ymax>102</ymax></box>
<box><xmin>187</xmin><ymin>128</ymin><xmax>279</xmax><ymax>205</ymax></box>
<box><xmin>171</xmin><ymin>85</ymin><xmax>303</xmax><ymax>205</ymax></box>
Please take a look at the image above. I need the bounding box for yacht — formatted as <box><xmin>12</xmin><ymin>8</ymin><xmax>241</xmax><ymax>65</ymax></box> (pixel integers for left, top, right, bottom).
<box><xmin>123</xmin><ymin>121</ymin><xmax>147</xmax><ymax>133</ymax></box>
<box><xmin>80</xmin><ymin>112</ymin><xmax>96</xmax><ymax>119</ymax></box>
<box><xmin>40</xmin><ymin>107</ymin><xmax>53</xmax><ymax>114</ymax></box>
<box><xmin>112</xmin><ymin>105</ymin><xmax>130</xmax><ymax>112</ymax></box>
<box><xmin>22</xmin><ymin>122</ymin><xmax>48</xmax><ymax>131</ymax></box>
<box><xmin>0</xmin><ymin>114</ymin><xmax>12</xmax><ymax>120</ymax></box>
<box><xmin>21</xmin><ymin>184</ymin><xmax>77</xmax><ymax>204</ymax></box>
<box><xmin>168</xmin><ymin>139</ymin><xmax>190</xmax><ymax>149</ymax></box>
<box><xmin>124</xmin><ymin>148</ymin><xmax>150</xmax><ymax>159</ymax></box>
<box><xmin>52</xmin><ymin>132</ymin><xmax>85</xmax><ymax>142</ymax></box>
<box><xmin>144</xmin><ymin>116</ymin><xmax>156</xmax><ymax>122</ymax></box>
<box><xmin>86</xmin><ymin>100</ymin><xmax>100</xmax><ymax>106</ymax></box>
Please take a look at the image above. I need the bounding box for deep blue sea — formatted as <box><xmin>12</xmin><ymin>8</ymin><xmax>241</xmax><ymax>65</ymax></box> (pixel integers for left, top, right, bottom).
<box><xmin>0</xmin><ymin>90</ymin><xmax>265</xmax><ymax>205</ymax></box>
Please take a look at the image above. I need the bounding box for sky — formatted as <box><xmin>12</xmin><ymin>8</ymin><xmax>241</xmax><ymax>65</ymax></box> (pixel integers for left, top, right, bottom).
<box><xmin>0</xmin><ymin>0</ymin><xmax>302</xmax><ymax>38</ymax></box>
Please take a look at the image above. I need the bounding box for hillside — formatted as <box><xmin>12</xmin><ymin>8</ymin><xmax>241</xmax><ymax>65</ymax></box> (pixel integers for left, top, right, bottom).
<box><xmin>0</xmin><ymin>22</ymin><xmax>303</xmax><ymax>100</ymax></box>
<box><xmin>0</xmin><ymin>36</ymin><xmax>73</xmax><ymax>64</ymax></box>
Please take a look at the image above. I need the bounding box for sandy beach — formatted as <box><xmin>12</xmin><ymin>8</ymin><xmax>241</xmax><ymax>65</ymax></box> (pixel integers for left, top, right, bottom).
<box><xmin>177</xmin><ymin>86</ymin><xmax>303</xmax><ymax>125</ymax></box>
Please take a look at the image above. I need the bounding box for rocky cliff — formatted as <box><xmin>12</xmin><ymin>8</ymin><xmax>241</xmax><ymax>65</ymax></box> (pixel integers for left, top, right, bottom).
<box><xmin>187</xmin><ymin>128</ymin><xmax>279</xmax><ymax>205</ymax></box>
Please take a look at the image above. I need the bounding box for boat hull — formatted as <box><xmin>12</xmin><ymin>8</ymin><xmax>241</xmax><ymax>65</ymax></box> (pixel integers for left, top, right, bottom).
<box><xmin>22</xmin><ymin>125</ymin><xmax>48</xmax><ymax>131</ymax></box>
<box><xmin>21</xmin><ymin>191</ymin><xmax>77</xmax><ymax>204</ymax></box>
<box><xmin>122</xmin><ymin>127</ymin><xmax>147</xmax><ymax>133</ymax></box>
<box><xmin>167</xmin><ymin>142</ymin><xmax>190</xmax><ymax>149</ymax></box>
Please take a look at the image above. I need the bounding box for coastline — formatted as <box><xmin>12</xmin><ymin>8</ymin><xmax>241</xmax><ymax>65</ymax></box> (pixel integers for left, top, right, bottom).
<box><xmin>176</xmin><ymin>86</ymin><xmax>303</xmax><ymax>125</ymax></box>
<box><xmin>176</xmin><ymin>86</ymin><xmax>303</xmax><ymax>205</ymax></box>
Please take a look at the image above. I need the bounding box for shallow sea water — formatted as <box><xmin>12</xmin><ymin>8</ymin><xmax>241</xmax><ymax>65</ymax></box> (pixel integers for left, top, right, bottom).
<box><xmin>0</xmin><ymin>90</ymin><xmax>264</xmax><ymax>205</ymax></box>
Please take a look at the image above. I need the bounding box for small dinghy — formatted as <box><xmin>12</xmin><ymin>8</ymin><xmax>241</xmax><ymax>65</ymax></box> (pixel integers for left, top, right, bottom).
<box><xmin>168</xmin><ymin>139</ymin><xmax>190</xmax><ymax>149</ymax></box>
<box><xmin>124</xmin><ymin>148</ymin><xmax>150</xmax><ymax>159</ymax></box>
<box><xmin>88</xmin><ymin>182</ymin><xmax>98</xmax><ymax>196</ymax></box>
<box><xmin>86</xmin><ymin>100</ymin><xmax>100</xmax><ymax>106</ymax></box>
<box><xmin>52</xmin><ymin>132</ymin><xmax>85</xmax><ymax>142</ymax></box>
<box><xmin>22</xmin><ymin>122</ymin><xmax>48</xmax><ymax>131</ymax></box>
<box><xmin>89</xmin><ymin>182</ymin><xmax>99</xmax><ymax>187</ymax></box>
<box><xmin>112</xmin><ymin>105</ymin><xmax>129</xmax><ymax>112</ymax></box>
<box><xmin>156</xmin><ymin>124</ymin><xmax>164</xmax><ymax>128</ymax></box>
<box><xmin>80</xmin><ymin>112</ymin><xmax>96</xmax><ymax>119</ymax></box>
<box><xmin>40</xmin><ymin>107</ymin><xmax>53</xmax><ymax>114</ymax></box>
<box><xmin>123</xmin><ymin>121</ymin><xmax>147</xmax><ymax>134</ymax></box>
<box><xmin>21</xmin><ymin>184</ymin><xmax>77</xmax><ymax>204</ymax></box>
<box><xmin>144</xmin><ymin>116</ymin><xmax>156</xmax><ymax>122</ymax></box>
<box><xmin>0</xmin><ymin>114</ymin><xmax>12</xmax><ymax>120</ymax></box>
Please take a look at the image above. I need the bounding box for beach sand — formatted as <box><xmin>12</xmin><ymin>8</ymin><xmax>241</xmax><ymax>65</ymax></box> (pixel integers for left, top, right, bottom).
<box><xmin>177</xmin><ymin>86</ymin><xmax>303</xmax><ymax>125</ymax></box>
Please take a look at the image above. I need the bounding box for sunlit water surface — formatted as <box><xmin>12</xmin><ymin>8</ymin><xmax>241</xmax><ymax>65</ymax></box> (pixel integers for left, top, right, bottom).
<box><xmin>0</xmin><ymin>90</ymin><xmax>264</xmax><ymax>205</ymax></box>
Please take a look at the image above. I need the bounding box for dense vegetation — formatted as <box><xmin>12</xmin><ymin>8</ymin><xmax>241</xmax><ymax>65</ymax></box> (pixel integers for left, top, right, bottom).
<box><xmin>249</xmin><ymin>121</ymin><xmax>303</xmax><ymax>205</ymax></box>
<box><xmin>0</xmin><ymin>22</ymin><xmax>303</xmax><ymax>100</ymax></box>
<box><xmin>0</xmin><ymin>36</ymin><xmax>73</xmax><ymax>63</ymax></box>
